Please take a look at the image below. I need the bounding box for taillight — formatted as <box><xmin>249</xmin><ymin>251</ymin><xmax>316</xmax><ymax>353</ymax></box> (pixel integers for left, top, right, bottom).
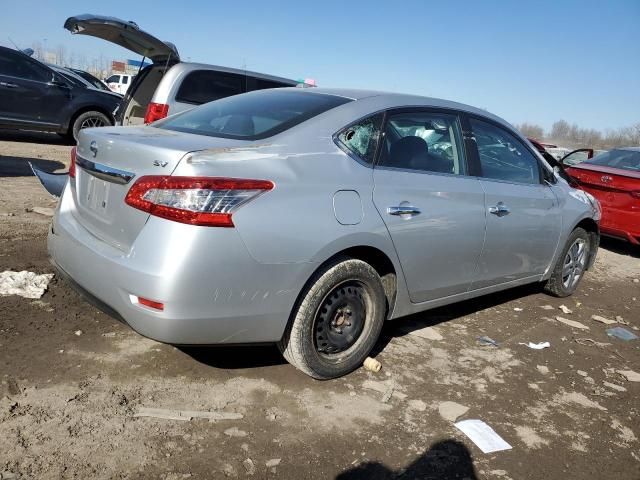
<box><xmin>124</xmin><ymin>176</ymin><xmax>274</xmax><ymax>227</ymax></box>
<box><xmin>631</xmin><ymin>191</ymin><xmax>640</xmax><ymax>199</ymax></box>
<box><xmin>144</xmin><ymin>102</ymin><xmax>169</xmax><ymax>124</ymax></box>
<box><xmin>69</xmin><ymin>146</ymin><xmax>77</xmax><ymax>178</ymax></box>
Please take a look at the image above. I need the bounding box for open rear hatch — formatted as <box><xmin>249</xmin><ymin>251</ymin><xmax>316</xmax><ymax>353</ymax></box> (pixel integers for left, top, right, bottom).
<box><xmin>71</xmin><ymin>127</ymin><xmax>247</xmax><ymax>251</ymax></box>
<box><xmin>64</xmin><ymin>14</ymin><xmax>179</xmax><ymax>63</ymax></box>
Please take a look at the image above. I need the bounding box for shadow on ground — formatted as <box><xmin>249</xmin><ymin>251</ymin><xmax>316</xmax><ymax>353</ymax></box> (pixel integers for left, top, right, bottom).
<box><xmin>373</xmin><ymin>282</ymin><xmax>543</xmax><ymax>355</ymax></box>
<box><xmin>180</xmin><ymin>344</ymin><xmax>288</xmax><ymax>369</ymax></box>
<box><xmin>0</xmin><ymin>155</ymin><xmax>66</xmax><ymax>177</ymax></box>
<box><xmin>336</xmin><ymin>439</ymin><xmax>478</xmax><ymax>479</ymax></box>
<box><xmin>179</xmin><ymin>282</ymin><xmax>543</xmax><ymax>371</ymax></box>
<box><xmin>0</xmin><ymin>130</ymin><xmax>72</xmax><ymax>145</ymax></box>
<box><xmin>599</xmin><ymin>236</ymin><xmax>639</xmax><ymax>258</ymax></box>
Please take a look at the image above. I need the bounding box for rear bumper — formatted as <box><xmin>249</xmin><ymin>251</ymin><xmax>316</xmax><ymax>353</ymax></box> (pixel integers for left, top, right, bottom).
<box><xmin>601</xmin><ymin>209</ymin><xmax>640</xmax><ymax>245</ymax></box>
<box><xmin>48</xmin><ymin>187</ymin><xmax>313</xmax><ymax>344</ymax></box>
<box><xmin>601</xmin><ymin>226</ymin><xmax>640</xmax><ymax>245</ymax></box>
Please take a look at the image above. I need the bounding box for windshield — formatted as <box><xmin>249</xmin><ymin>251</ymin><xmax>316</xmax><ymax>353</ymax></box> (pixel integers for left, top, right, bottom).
<box><xmin>584</xmin><ymin>149</ymin><xmax>640</xmax><ymax>172</ymax></box>
<box><xmin>72</xmin><ymin>69</ymin><xmax>109</xmax><ymax>91</ymax></box>
<box><xmin>155</xmin><ymin>89</ymin><xmax>352</xmax><ymax>140</ymax></box>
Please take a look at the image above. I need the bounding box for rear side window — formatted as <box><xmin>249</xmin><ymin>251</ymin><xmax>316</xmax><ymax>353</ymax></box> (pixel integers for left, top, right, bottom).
<box><xmin>122</xmin><ymin>76</ymin><xmax>128</xmax><ymax>84</ymax></box>
<box><xmin>470</xmin><ymin>118</ymin><xmax>541</xmax><ymax>184</ymax></box>
<box><xmin>378</xmin><ymin>111</ymin><xmax>466</xmax><ymax>175</ymax></box>
<box><xmin>336</xmin><ymin>114</ymin><xmax>383</xmax><ymax>165</ymax></box>
<box><xmin>157</xmin><ymin>89</ymin><xmax>351</xmax><ymax>140</ymax></box>
<box><xmin>175</xmin><ymin>70</ymin><xmax>245</xmax><ymax>105</ymax></box>
<box><xmin>0</xmin><ymin>49</ymin><xmax>50</xmax><ymax>82</ymax></box>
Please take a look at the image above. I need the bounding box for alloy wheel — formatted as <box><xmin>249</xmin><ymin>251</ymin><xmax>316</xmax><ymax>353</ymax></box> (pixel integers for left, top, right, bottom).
<box><xmin>562</xmin><ymin>238</ymin><xmax>587</xmax><ymax>289</ymax></box>
<box><xmin>79</xmin><ymin>116</ymin><xmax>106</xmax><ymax>130</ymax></box>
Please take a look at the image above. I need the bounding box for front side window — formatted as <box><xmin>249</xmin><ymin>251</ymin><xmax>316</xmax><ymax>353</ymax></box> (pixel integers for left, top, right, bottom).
<box><xmin>0</xmin><ymin>50</ymin><xmax>49</xmax><ymax>82</ymax></box>
<box><xmin>336</xmin><ymin>114</ymin><xmax>383</xmax><ymax>165</ymax></box>
<box><xmin>377</xmin><ymin>111</ymin><xmax>466</xmax><ymax>175</ymax></box>
<box><xmin>122</xmin><ymin>76</ymin><xmax>128</xmax><ymax>84</ymax></box>
<box><xmin>176</xmin><ymin>70</ymin><xmax>245</xmax><ymax>105</ymax></box>
<box><xmin>470</xmin><ymin>118</ymin><xmax>541</xmax><ymax>184</ymax></box>
<box><xmin>157</xmin><ymin>89</ymin><xmax>352</xmax><ymax>140</ymax></box>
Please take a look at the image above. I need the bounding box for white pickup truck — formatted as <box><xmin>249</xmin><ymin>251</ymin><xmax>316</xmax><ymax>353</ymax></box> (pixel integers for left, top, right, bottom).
<box><xmin>104</xmin><ymin>73</ymin><xmax>134</xmax><ymax>94</ymax></box>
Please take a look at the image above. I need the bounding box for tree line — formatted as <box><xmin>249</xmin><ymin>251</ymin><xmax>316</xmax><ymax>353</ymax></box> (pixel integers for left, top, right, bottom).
<box><xmin>515</xmin><ymin>120</ymin><xmax>640</xmax><ymax>150</ymax></box>
<box><xmin>29</xmin><ymin>41</ymin><xmax>112</xmax><ymax>79</ymax></box>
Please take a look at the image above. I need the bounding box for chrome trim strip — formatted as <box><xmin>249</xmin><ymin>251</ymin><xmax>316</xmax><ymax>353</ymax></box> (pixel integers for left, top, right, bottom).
<box><xmin>76</xmin><ymin>156</ymin><xmax>135</xmax><ymax>185</ymax></box>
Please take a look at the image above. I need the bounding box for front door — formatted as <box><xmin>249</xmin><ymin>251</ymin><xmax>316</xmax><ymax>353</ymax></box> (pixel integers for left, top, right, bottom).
<box><xmin>467</xmin><ymin>117</ymin><xmax>562</xmax><ymax>289</ymax></box>
<box><xmin>0</xmin><ymin>48</ymin><xmax>66</xmax><ymax>127</ymax></box>
<box><xmin>372</xmin><ymin>109</ymin><xmax>486</xmax><ymax>303</ymax></box>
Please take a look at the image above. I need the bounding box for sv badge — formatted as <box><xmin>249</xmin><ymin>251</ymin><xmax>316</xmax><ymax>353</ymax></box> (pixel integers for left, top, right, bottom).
<box><xmin>153</xmin><ymin>160</ymin><xmax>168</xmax><ymax>167</ymax></box>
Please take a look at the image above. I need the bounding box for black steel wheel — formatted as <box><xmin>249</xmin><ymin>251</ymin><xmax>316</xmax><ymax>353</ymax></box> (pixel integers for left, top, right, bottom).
<box><xmin>314</xmin><ymin>281</ymin><xmax>368</xmax><ymax>356</ymax></box>
<box><xmin>278</xmin><ymin>258</ymin><xmax>386</xmax><ymax>379</ymax></box>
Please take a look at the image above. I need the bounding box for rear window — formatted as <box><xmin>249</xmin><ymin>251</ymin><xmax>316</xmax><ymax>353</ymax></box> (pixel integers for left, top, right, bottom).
<box><xmin>156</xmin><ymin>89</ymin><xmax>352</xmax><ymax>140</ymax></box>
<box><xmin>106</xmin><ymin>75</ymin><xmax>120</xmax><ymax>83</ymax></box>
<box><xmin>175</xmin><ymin>70</ymin><xmax>245</xmax><ymax>105</ymax></box>
<box><xmin>251</xmin><ymin>78</ymin><xmax>292</xmax><ymax>91</ymax></box>
<box><xmin>585</xmin><ymin>149</ymin><xmax>640</xmax><ymax>172</ymax></box>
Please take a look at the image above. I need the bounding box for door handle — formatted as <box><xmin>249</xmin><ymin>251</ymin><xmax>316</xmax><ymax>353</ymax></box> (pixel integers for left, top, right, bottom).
<box><xmin>0</xmin><ymin>82</ymin><xmax>18</xmax><ymax>88</ymax></box>
<box><xmin>387</xmin><ymin>205</ymin><xmax>421</xmax><ymax>216</ymax></box>
<box><xmin>488</xmin><ymin>202</ymin><xmax>510</xmax><ymax>216</ymax></box>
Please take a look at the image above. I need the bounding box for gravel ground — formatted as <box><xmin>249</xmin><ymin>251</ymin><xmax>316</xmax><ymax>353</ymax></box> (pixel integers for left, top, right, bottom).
<box><xmin>1</xmin><ymin>132</ymin><xmax>639</xmax><ymax>480</ymax></box>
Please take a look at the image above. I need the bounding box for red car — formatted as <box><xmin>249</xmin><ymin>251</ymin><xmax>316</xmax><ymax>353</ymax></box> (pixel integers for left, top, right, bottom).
<box><xmin>562</xmin><ymin>148</ymin><xmax>640</xmax><ymax>245</ymax></box>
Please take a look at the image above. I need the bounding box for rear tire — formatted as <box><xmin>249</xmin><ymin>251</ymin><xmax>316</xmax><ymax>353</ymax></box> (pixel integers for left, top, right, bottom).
<box><xmin>544</xmin><ymin>227</ymin><xmax>591</xmax><ymax>297</ymax></box>
<box><xmin>71</xmin><ymin>111</ymin><xmax>111</xmax><ymax>142</ymax></box>
<box><xmin>278</xmin><ymin>258</ymin><xmax>386</xmax><ymax>379</ymax></box>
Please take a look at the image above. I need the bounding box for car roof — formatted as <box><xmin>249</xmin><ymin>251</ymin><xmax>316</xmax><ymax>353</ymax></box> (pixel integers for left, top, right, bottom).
<box><xmin>290</xmin><ymin>87</ymin><xmax>514</xmax><ymax>129</ymax></box>
<box><xmin>169</xmin><ymin>62</ymin><xmax>298</xmax><ymax>86</ymax></box>
<box><xmin>616</xmin><ymin>146</ymin><xmax>640</xmax><ymax>152</ymax></box>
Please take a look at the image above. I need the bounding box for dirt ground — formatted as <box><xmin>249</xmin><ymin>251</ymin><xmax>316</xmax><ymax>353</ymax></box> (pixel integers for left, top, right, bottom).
<box><xmin>1</xmin><ymin>131</ymin><xmax>639</xmax><ymax>480</ymax></box>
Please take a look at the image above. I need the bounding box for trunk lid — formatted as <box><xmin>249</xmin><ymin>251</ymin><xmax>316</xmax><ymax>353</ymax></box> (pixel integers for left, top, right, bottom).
<box><xmin>72</xmin><ymin>126</ymin><xmax>248</xmax><ymax>251</ymax></box>
<box><xmin>64</xmin><ymin>14</ymin><xmax>179</xmax><ymax>64</ymax></box>
<box><xmin>569</xmin><ymin>163</ymin><xmax>640</xmax><ymax>181</ymax></box>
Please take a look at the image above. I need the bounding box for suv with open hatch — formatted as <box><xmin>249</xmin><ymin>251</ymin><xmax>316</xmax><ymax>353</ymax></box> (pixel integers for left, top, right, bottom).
<box><xmin>64</xmin><ymin>15</ymin><xmax>304</xmax><ymax>126</ymax></box>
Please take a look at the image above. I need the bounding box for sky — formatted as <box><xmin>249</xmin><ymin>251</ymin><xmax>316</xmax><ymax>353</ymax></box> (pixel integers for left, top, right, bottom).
<box><xmin>1</xmin><ymin>0</ymin><xmax>638</xmax><ymax>132</ymax></box>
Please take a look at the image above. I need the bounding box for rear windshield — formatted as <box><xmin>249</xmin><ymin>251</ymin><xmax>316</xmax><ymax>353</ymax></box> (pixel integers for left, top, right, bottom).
<box><xmin>155</xmin><ymin>89</ymin><xmax>352</xmax><ymax>140</ymax></box>
<box><xmin>584</xmin><ymin>149</ymin><xmax>640</xmax><ymax>172</ymax></box>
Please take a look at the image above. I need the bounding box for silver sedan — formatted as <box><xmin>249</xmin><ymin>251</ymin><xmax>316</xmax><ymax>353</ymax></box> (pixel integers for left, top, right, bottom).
<box><xmin>49</xmin><ymin>88</ymin><xmax>601</xmax><ymax>379</ymax></box>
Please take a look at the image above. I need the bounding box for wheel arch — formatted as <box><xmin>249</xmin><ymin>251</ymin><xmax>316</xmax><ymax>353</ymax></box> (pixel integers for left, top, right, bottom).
<box><xmin>573</xmin><ymin>217</ymin><xmax>600</xmax><ymax>270</ymax></box>
<box><xmin>64</xmin><ymin>105</ymin><xmax>115</xmax><ymax>135</ymax></box>
<box><xmin>293</xmin><ymin>245</ymin><xmax>400</xmax><ymax>328</ymax></box>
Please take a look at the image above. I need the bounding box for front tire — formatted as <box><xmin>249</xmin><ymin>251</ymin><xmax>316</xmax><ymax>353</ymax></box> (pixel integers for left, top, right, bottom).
<box><xmin>278</xmin><ymin>258</ymin><xmax>386</xmax><ymax>379</ymax></box>
<box><xmin>544</xmin><ymin>227</ymin><xmax>591</xmax><ymax>297</ymax></box>
<box><xmin>71</xmin><ymin>111</ymin><xmax>111</xmax><ymax>142</ymax></box>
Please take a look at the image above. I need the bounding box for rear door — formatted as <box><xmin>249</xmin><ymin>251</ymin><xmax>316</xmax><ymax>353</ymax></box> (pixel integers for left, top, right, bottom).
<box><xmin>467</xmin><ymin>117</ymin><xmax>562</xmax><ymax>289</ymax></box>
<box><xmin>372</xmin><ymin>109</ymin><xmax>486</xmax><ymax>303</ymax></box>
